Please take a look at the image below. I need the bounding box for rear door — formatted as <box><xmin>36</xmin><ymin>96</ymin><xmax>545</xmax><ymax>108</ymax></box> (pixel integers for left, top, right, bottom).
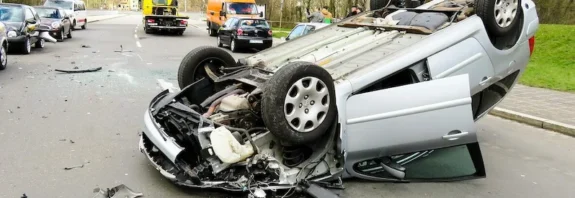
<box><xmin>345</xmin><ymin>73</ymin><xmax>485</xmax><ymax>181</ymax></box>
<box><xmin>220</xmin><ymin>18</ymin><xmax>236</xmax><ymax>44</ymax></box>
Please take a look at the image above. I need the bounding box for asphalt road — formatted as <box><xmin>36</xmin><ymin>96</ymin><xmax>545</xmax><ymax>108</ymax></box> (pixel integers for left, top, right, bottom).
<box><xmin>1</xmin><ymin>14</ymin><xmax>575</xmax><ymax>198</ymax></box>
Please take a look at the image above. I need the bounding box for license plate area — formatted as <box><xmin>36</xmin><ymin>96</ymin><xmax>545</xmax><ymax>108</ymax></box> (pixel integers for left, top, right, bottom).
<box><xmin>249</xmin><ymin>40</ymin><xmax>263</xmax><ymax>44</ymax></box>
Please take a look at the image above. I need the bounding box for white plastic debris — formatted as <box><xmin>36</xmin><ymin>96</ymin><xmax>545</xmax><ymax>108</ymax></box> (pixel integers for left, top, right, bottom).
<box><xmin>210</xmin><ymin>126</ymin><xmax>254</xmax><ymax>164</ymax></box>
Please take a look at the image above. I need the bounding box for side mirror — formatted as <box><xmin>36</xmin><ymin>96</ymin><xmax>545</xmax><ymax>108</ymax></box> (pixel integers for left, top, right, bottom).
<box><xmin>222</xmin><ymin>24</ymin><xmax>227</xmax><ymax>28</ymax></box>
<box><xmin>219</xmin><ymin>11</ymin><xmax>226</xmax><ymax>16</ymax></box>
<box><xmin>210</xmin><ymin>11</ymin><xmax>215</xmax><ymax>15</ymax></box>
<box><xmin>285</xmin><ymin>36</ymin><xmax>290</xmax><ymax>41</ymax></box>
<box><xmin>259</xmin><ymin>11</ymin><xmax>263</xmax><ymax>17</ymax></box>
<box><xmin>64</xmin><ymin>16</ymin><xmax>70</xmax><ymax>20</ymax></box>
<box><xmin>25</xmin><ymin>18</ymin><xmax>37</xmax><ymax>24</ymax></box>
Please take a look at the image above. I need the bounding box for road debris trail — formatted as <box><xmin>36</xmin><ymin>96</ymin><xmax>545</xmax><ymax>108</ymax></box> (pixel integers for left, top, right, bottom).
<box><xmin>55</xmin><ymin>67</ymin><xmax>102</xmax><ymax>73</ymax></box>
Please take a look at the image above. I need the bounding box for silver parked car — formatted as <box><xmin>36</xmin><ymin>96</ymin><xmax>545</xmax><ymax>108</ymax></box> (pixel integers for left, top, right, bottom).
<box><xmin>139</xmin><ymin>0</ymin><xmax>539</xmax><ymax>196</ymax></box>
<box><xmin>285</xmin><ymin>22</ymin><xmax>329</xmax><ymax>41</ymax></box>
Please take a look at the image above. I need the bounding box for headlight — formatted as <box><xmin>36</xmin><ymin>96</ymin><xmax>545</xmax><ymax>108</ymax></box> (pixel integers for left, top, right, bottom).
<box><xmin>51</xmin><ymin>22</ymin><xmax>60</xmax><ymax>29</ymax></box>
<box><xmin>7</xmin><ymin>30</ymin><xmax>16</xmax><ymax>37</ymax></box>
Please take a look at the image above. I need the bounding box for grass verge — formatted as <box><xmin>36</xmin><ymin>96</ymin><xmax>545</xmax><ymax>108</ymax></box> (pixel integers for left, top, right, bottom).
<box><xmin>521</xmin><ymin>24</ymin><xmax>575</xmax><ymax>92</ymax></box>
<box><xmin>271</xmin><ymin>27</ymin><xmax>293</xmax><ymax>38</ymax></box>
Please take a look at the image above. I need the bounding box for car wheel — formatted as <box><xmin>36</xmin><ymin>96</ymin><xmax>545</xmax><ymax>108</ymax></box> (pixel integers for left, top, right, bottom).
<box><xmin>230</xmin><ymin>39</ymin><xmax>238</xmax><ymax>52</ymax></box>
<box><xmin>67</xmin><ymin>26</ymin><xmax>73</xmax><ymax>38</ymax></box>
<box><xmin>72</xmin><ymin>20</ymin><xmax>76</xmax><ymax>31</ymax></box>
<box><xmin>0</xmin><ymin>43</ymin><xmax>7</xmax><ymax>70</ymax></box>
<box><xmin>261</xmin><ymin>61</ymin><xmax>337</xmax><ymax>145</ymax></box>
<box><xmin>58</xmin><ymin>29</ymin><xmax>65</xmax><ymax>42</ymax></box>
<box><xmin>35</xmin><ymin>39</ymin><xmax>45</xmax><ymax>48</ymax></box>
<box><xmin>475</xmin><ymin>0</ymin><xmax>522</xmax><ymax>36</ymax></box>
<box><xmin>21</xmin><ymin>37</ymin><xmax>31</xmax><ymax>54</ymax></box>
<box><xmin>217</xmin><ymin>36</ymin><xmax>223</xmax><ymax>47</ymax></box>
<box><xmin>208</xmin><ymin>23</ymin><xmax>217</xmax><ymax>36</ymax></box>
<box><xmin>81</xmin><ymin>20</ymin><xmax>87</xmax><ymax>29</ymax></box>
<box><xmin>177</xmin><ymin>46</ymin><xmax>237</xmax><ymax>89</ymax></box>
<box><xmin>144</xmin><ymin>26</ymin><xmax>152</xmax><ymax>34</ymax></box>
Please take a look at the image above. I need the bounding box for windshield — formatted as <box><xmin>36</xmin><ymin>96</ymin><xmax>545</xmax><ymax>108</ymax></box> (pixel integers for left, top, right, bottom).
<box><xmin>44</xmin><ymin>0</ymin><xmax>74</xmax><ymax>10</ymax></box>
<box><xmin>239</xmin><ymin>19</ymin><xmax>269</xmax><ymax>29</ymax></box>
<box><xmin>36</xmin><ymin>8</ymin><xmax>61</xmax><ymax>19</ymax></box>
<box><xmin>226</xmin><ymin>3</ymin><xmax>258</xmax><ymax>15</ymax></box>
<box><xmin>0</xmin><ymin>6</ymin><xmax>23</xmax><ymax>22</ymax></box>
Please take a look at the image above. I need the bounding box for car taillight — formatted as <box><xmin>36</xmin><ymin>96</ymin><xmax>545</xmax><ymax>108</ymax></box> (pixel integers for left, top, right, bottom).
<box><xmin>237</xmin><ymin>28</ymin><xmax>243</xmax><ymax>35</ymax></box>
<box><xmin>529</xmin><ymin>36</ymin><xmax>535</xmax><ymax>56</ymax></box>
<box><xmin>268</xmin><ymin>30</ymin><xmax>272</xmax><ymax>36</ymax></box>
<box><xmin>180</xmin><ymin>20</ymin><xmax>187</xmax><ymax>25</ymax></box>
<box><xmin>147</xmin><ymin>19</ymin><xmax>155</xmax><ymax>23</ymax></box>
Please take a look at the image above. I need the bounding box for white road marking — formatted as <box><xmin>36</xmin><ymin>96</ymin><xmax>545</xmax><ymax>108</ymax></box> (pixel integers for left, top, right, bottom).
<box><xmin>136</xmin><ymin>41</ymin><xmax>142</xmax><ymax>48</ymax></box>
<box><xmin>136</xmin><ymin>54</ymin><xmax>143</xmax><ymax>61</ymax></box>
<box><xmin>134</xmin><ymin>29</ymin><xmax>137</xmax><ymax>33</ymax></box>
<box><xmin>156</xmin><ymin>79</ymin><xmax>179</xmax><ymax>92</ymax></box>
<box><xmin>134</xmin><ymin>34</ymin><xmax>138</xmax><ymax>39</ymax></box>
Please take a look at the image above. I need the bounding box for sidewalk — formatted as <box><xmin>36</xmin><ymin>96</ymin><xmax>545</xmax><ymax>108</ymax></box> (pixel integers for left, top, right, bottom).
<box><xmin>491</xmin><ymin>84</ymin><xmax>575</xmax><ymax>136</ymax></box>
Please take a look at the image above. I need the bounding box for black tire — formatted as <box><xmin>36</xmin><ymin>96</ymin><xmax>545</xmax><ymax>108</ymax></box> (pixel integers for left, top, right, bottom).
<box><xmin>57</xmin><ymin>29</ymin><xmax>65</xmax><ymax>42</ymax></box>
<box><xmin>67</xmin><ymin>26</ymin><xmax>73</xmax><ymax>38</ymax></box>
<box><xmin>177</xmin><ymin>46</ymin><xmax>237</xmax><ymax>89</ymax></box>
<box><xmin>261</xmin><ymin>61</ymin><xmax>337</xmax><ymax>145</ymax></box>
<box><xmin>81</xmin><ymin>20</ymin><xmax>87</xmax><ymax>29</ymax></box>
<box><xmin>370</xmin><ymin>0</ymin><xmax>393</xmax><ymax>10</ymax></box>
<box><xmin>208</xmin><ymin>22</ymin><xmax>217</xmax><ymax>36</ymax></box>
<box><xmin>230</xmin><ymin>39</ymin><xmax>239</xmax><ymax>52</ymax></box>
<box><xmin>217</xmin><ymin>36</ymin><xmax>223</xmax><ymax>47</ymax></box>
<box><xmin>35</xmin><ymin>39</ymin><xmax>44</xmax><ymax>48</ymax></box>
<box><xmin>144</xmin><ymin>26</ymin><xmax>153</xmax><ymax>34</ymax></box>
<box><xmin>21</xmin><ymin>37</ymin><xmax>31</xmax><ymax>54</ymax></box>
<box><xmin>0</xmin><ymin>43</ymin><xmax>7</xmax><ymax>70</ymax></box>
<box><xmin>475</xmin><ymin>0</ymin><xmax>523</xmax><ymax>37</ymax></box>
<box><xmin>72</xmin><ymin>20</ymin><xmax>76</xmax><ymax>30</ymax></box>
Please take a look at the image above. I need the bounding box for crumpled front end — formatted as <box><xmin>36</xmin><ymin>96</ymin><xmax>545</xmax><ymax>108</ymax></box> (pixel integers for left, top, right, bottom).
<box><xmin>138</xmin><ymin>79</ymin><xmax>341</xmax><ymax>194</ymax></box>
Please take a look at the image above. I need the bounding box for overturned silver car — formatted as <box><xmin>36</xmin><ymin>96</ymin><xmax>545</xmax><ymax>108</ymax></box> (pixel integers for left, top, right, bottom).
<box><xmin>139</xmin><ymin>0</ymin><xmax>539</xmax><ymax>196</ymax></box>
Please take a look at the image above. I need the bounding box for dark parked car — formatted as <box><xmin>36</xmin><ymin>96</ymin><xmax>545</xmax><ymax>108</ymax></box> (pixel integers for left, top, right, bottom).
<box><xmin>216</xmin><ymin>17</ymin><xmax>273</xmax><ymax>52</ymax></box>
<box><xmin>0</xmin><ymin>3</ymin><xmax>48</xmax><ymax>54</ymax></box>
<box><xmin>33</xmin><ymin>6</ymin><xmax>72</xmax><ymax>42</ymax></box>
<box><xmin>0</xmin><ymin>22</ymin><xmax>8</xmax><ymax>70</ymax></box>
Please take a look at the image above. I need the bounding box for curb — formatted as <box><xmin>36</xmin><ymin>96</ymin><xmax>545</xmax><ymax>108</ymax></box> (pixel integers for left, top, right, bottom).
<box><xmin>489</xmin><ymin>107</ymin><xmax>575</xmax><ymax>137</ymax></box>
<box><xmin>88</xmin><ymin>14</ymin><xmax>128</xmax><ymax>23</ymax></box>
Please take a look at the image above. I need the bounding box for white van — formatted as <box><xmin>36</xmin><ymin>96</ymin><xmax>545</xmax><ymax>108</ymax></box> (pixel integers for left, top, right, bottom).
<box><xmin>43</xmin><ymin>0</ymin><xmax>88</xmax><ymax>30</ymax></box>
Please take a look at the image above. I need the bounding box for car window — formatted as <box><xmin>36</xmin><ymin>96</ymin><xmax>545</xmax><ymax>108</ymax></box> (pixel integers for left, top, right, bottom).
<box><xmin>302</xmin><ymin>25</ymin><xmax>316</xmax><ymax>35</ymax></box>
<box><xmin>44</xmin><ymin>0</ymin><xmax>74</xmax><ymax>10</ymax></box>
<box><xmin>36</xmin><ymin>8</ymin><xmax>60</xmax><ymax>19</ymax></box>
<box><xmin>0</xmin><ymin>6</ymin><xmax>24</xmax><ymax>22</ymax></box>
<box><xmin>239</xmin><ymin>19</ymin><xmax>269</xmax><ymax>29</ymax></box>
<box><xmin>230</xmin><ymin>18</ymin><xmax>239</xmax><ymax>28</ymax></box>
<box><xmin>223</xmin><ymin>18</ymin><xmax>234</xmax><ymax>27</ymax></box>
<box><xmin>25</xmin><ymin>7</ymin><xmax>34</xmax><ymax>20</ymax></box>
<box><xmin>287</xmin><ymin>25</ymin><xmax>306</xmax><ymax>40</ymax></box>
<box><xmin>226</xmin><ymin>3</ymin><xmax>258</xmax><ymax>15</ymax></box>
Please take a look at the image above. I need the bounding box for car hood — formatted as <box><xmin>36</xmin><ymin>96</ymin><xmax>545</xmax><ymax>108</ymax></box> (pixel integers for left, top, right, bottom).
<box><xmin>40</xmin><ymin>18</ymin><xmax>60</xmax><ymax>25</ymax></box>
<box><xmin>3</xmin><ymin>22</ymin><xmax>24</xmax><ymax>32</ymax></box>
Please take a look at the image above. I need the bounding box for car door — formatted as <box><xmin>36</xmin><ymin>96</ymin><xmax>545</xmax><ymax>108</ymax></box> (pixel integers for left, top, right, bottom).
<box><xmin>285</xmin><ymin>24</ymin><xmax>306</xmax><ymax>41</ymax></box>
<box><xmin>60</xmin><ymin>9</ymin><xmax>70</xmax><ymax>33</ymax></box>
<box><xmin>344</xmin><ymin>73</ymin><xmax>485</xmax><ymax>182</ymax></box>
<box><xmin>220</xmin><ymin>18</ymin><xmax>235</xmax><ymax>44</ymax></box>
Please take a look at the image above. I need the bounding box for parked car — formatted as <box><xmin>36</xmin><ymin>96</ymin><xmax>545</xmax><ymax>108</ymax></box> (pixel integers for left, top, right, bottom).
<box><xmin>43</xmin><ymin>0</ymin><xmax>87</xmax><ymax>30</ymax></box>
<box><xmin>33</xmin><ymin>6</ymin><xmax>72</xmax><ymax>42</ymax></box>
<box><xmin>140</xmin><ymin>0</ymin><xmax>539</xmax><ymax>196</ymax></box>
<box><xmin>216</xmin><ymin>17</ymin><xmax>273</xmax><ymax>52</ymax></box>
<box><xmin>0</xmin><ymin>3</ymin><xmax>55</xmax><ymax>54</ymax></box>
<box><xmin>285</xmin><ymin>22</ymin><xmax>329</xmax><ymax>41</ymax></box>
<box><xmin>0</xmin><ymin>22</ymin><xmax>8</xmax><ymax>70</ymax></box>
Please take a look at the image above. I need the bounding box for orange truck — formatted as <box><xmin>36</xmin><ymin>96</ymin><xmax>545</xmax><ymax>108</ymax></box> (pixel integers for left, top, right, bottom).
<box><xmin>206</xmin><ymin>0</ymin><xmax>264</xmax><ymax>36</ymax></box>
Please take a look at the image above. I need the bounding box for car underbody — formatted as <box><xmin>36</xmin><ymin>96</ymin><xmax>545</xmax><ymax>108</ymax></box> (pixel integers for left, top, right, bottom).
<box><xmin>139</xmin><ymin>0</ymin><xmax>539</xmax><ymax>197</ymax></box>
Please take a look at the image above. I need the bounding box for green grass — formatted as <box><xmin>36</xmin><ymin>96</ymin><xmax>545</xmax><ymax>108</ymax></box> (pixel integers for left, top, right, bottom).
<box><xmin>271</xmin><ymin>27</ymin><xmax>292</xmax><ymax>38</ymax></box>
<box><xmin>521</xmin><ymin>24</ymin><xmax>575</xmax><ymax>92</ymax></box>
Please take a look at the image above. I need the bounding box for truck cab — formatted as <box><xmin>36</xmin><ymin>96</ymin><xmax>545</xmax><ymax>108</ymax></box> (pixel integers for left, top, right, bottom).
<box><xmin>206</xmin><ymin>0</ymin><xmax>263</xmax><ymax>36</ymax></box>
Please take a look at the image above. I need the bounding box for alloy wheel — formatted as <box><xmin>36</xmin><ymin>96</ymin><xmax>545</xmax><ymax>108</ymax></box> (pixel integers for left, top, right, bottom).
<box><xmin>494</xmin><ymin>0</ymin><xmax>519</xmax><ymax>28</ymax></box>
<box><xmin>283</xmin><ymin>77</ymin><xmax>330</xmax><ymax>132</ymax></box>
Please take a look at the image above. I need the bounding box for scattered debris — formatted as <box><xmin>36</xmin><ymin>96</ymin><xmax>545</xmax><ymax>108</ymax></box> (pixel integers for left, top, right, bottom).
<box><xmin>65</xmin><ymin>99</ymin><xmax>68</xmax><ymax>102</ymax></box>
<box><xmin>55</xmin><ymin>55</ymin><xmax>61</xmax><ymax>58</ymax></box>
<box><xmin>71</xmin><ymin>61</ymin><xmax>76</xmax><ymax>64</ymax></box>
<box><xmin>92</xmin><ymin>184</ymin><xmax>143</xmax><ymax>198</ymax></box>
<box><xmin>55</xmin><ymin>67</ymin><xmax>102</xmax><ymax>73</ymax></box>
<box><xmin>42</xmin><ymin>116</ymin><xmax>48</xmax><ymax>119</ymax></box>
<box><xmin>59</xmin><ymin>139</ymin><xmax>66</xmax><ymax>141</ymax></box>
<box><xmin>108</xmin><ymin>70</ymin><xmax>115</xmax><ymax>72</ymax></box>
<box><xmin>7</xmin><ymin>109</ymin><xmax>12</xmax><ymax>113</ymax></box>
<box><xmin>70</xmin><ymin>139</ymin><xmax>75</xmax><ymax>143</ymax></box>
<box><xmin>17</xmin><ymin>106</ymin><xmax>20</xmax><ymax>109</ymax></box>
<box><xmin>114</xmin><ymin>45</ymin><xmax>132</xmax><ymax>52</ymax></box>
<box><xmin>63</xmin><ymin>164</ymin><xmax>85</xmax><ymax>170</ymax></box>
<box><xmin>116</xmin><ymin>133</ymin><xmax>120</xmax><ymax>135</ymax></box>
<box><xmin>81</xmin><ymin>44</ymin><xmax>91</xmax><ymax>48</ymax></box>
<box><xmin>73</xmin><ymin>66</ymin><xmax>79</xmax><ymax>69</ymax></box>
<box><xmin>21</xmin><ymin>194</ymin><xmax>27</xmax><ymax>198</ymax></box>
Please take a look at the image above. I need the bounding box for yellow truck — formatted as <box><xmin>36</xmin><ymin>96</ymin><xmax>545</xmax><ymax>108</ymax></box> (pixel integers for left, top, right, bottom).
<box><xmin>142</xmin><ymin>0</ymin><xmax>189</xmax><ymax>35</ymax></box>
